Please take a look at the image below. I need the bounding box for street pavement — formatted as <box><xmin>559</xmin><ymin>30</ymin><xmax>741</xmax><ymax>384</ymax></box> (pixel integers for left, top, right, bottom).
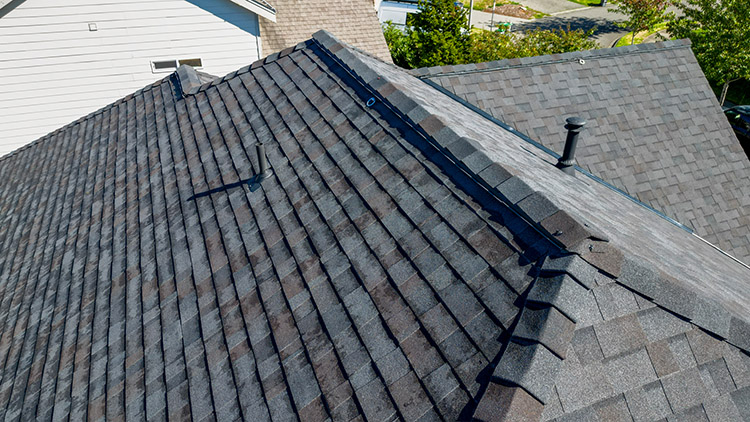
<box><xmin>468</xmin><ymin>0</ymin><xmax>681</xmax><ymax>48</ymax></box>
<box><xmin>513</xmin><ymin>2</ymin><xmax>628</xmax><ymax>47</ymax></box>
<box><xmin>469</xmin><ymin>0</ymin><xmax>629</xmax><ymax>47</ymax></box>
<box><xmin>469</xmin><ymin>10</ymin><xmax>531</xmax><ymax>31</ymax></box>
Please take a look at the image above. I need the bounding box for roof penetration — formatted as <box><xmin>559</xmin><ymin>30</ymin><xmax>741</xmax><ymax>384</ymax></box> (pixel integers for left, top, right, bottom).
<box><xmin>414</xmin><ymin>41</ymin><xmax>750</xmax><ymax>265</ymax></box>
<box><xmin>0</xmin><ymin>31</ymin><xmax>747</xmax><ymax>421</ymax></box>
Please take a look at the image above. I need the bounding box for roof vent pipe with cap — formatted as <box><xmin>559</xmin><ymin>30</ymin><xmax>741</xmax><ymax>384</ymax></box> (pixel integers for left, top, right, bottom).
<box><xmin>556</xmin><ymin>117</ymin><xmax>586</xmax><ymax>176</ymax></box>
<box><xmin>256</xmin><ymin>143</ymin><xmax>273</xmax><ymax>181</ymax></box>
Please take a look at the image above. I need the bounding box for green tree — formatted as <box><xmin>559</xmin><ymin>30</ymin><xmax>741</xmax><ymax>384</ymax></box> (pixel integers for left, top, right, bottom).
<box><xmin>407</xmin><ymin>0</ymin><xmax>471</xmax><ymax>68</ymax></box>
<box><xmin>517</xmin><ymin>26</ymin><xmax>599</xmax><ymax>56</ymax></box>
<box><xmin>610</xmin><ymin>0</ymin><xmax>673</xmax><ymax>45</ymax></box>
<box><xmin>668</xmin><ymin>0</ymin><xmax>750</xmax><ymax>105</ymax></box>
<box><xmin>383</xmin><ymin>22</ymin><xmax>416</xmax><ymax>68</ymax></box>
<box><xmin>466</xmin><ymin>26</ymin><xmax>598</xmax><ymax>63</ymax></box>
<box><xmin>383</xmin><ymin>1</ymin><xmax>598</xmax><ymax>68</ymax></box>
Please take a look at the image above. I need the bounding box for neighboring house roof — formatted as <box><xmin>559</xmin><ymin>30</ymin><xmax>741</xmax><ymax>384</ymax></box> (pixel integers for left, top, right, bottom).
<box><xmin>413</xmin><ymin>40</ymin><xmax>750</xmax><ymax>265</ymax></box>
<box><xmin>0</xmin><ymin>31</ymin><xmax>748</xmax><ymax>421</ymax></box>
<box><xmin>259</xmin><ymin>0</ymin><xmax>392</xmax><ymax>62</ymax></box>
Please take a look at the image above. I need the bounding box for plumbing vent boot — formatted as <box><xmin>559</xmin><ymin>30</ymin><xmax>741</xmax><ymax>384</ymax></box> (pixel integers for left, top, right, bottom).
<box><xmin>556</xmin><ymin>117</ymin><xmax>586</xmax><ymax>176</ymax></box>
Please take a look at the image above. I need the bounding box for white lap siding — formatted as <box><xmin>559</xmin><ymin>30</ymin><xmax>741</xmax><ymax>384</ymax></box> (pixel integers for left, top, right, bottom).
<box><xmin>0</xmin><ymin>0</ymin><xmax>262</xmax><ymax>155</ymax></box>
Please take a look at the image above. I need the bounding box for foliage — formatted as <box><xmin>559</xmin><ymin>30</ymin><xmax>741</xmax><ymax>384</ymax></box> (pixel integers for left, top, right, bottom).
<box><xmin>609</xmin><ymin>0</ymin><xmax>673</xmax><ymax>44</ymax></box>
<box><xmin>614</xmin><ymin>21</ymin><xmax>669</xmax><ymax>47</ymax></box>
<box><xmin>465</xmin><ymin>30</ymin><xmax>516</xmax><ymax>63</ymax></box>
<box><xmin>383</xmin><ymin>0</ymin><xmax>598</xmax><ymax>68</ymax></box>
<box><xmin>467</xmin><ymin>26</ymin><xmax>597</xmax><ymax>62</ymax></box>
<box><xmin>382</xmin><ymin>22</ymin><xmax>416</xmax><ymax>68</ymax></box>
<box><xmin>406</xmin><ymin>0</ymin><xmax>471</xmax><ymax>68</ymax></box>
<box><xmin>519</xmin><ymin>26</ymin><xmax>599</xmax><ymax>56</ymax></box>
<box><xmin>668</xmin><ymin>0</ymin><xmax>750</xmax><ymax>104</ymax></box>
<box><xmin>569</xmin><ymin>0</ymin><xmax>604</xmax><ymax>6</ymax></box>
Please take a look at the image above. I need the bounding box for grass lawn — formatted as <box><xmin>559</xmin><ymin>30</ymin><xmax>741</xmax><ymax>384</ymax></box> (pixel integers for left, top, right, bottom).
<box><xmin>471</xmin><ymin>0</ymin><xmax>502</xmax><ymax>9</ymax></box>
<box><xmin>615</xmin><ymin>22</ymin><xmax>669</xmax><ymax>47</ymax></box>
<box><xmin>567</xmin><ymin>0</ymin><xmax>603</xmax><ymax>6</ymax></box>
<box><xmin>468</xmin><ymin>0</ymin><xmax>546</xmax><ymax>18</ymax></box>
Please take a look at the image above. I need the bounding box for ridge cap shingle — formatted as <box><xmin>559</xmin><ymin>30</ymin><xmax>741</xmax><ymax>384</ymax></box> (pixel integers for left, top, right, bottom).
<box><xmin>412</xmin><ymin>39</ymin><xmax>693</xmax><ymax>79</ymax></box>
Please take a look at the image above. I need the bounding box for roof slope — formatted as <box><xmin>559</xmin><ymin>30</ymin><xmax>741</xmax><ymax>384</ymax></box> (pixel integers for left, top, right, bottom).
<box><xmin>0</xmin><ymin>34</ymin><xmax>544</xmax><ymax>421</ymax></box>
<box><xmin>259</xmin><ymin>0</ymin><xmax>392</xmax><ymax>62</ymax></box>
<box><xmin>414</xmin><ymin>40</ymin><xmax>750</xmax><ymax>264</ymax></box>
<box><xmin>0</xmin><ymin>31</ymin><xmax>748</xmax><ymax>421</ymax></box>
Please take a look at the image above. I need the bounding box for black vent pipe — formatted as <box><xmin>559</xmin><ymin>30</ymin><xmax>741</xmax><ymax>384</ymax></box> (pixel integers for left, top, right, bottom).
<box><xmin>256</xmin><ymin>143</ymin><xmax>272</xmax><ymax>181</ymax></box>
<box><xmin>556</xmin><ymin>117</ymin><xmax>586</xmax><ymax>176</ymax></box>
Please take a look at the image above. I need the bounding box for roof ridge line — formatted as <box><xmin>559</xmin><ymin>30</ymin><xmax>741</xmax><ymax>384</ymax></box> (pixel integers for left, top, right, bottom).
<box><xmin>412</xmin><ymin>39</ymin><xmax>692</xmax><ymax>79</ymax></box>
<box><xmin>187</xmin><ymin>39</ymin><xmax>316</xmax><ymax>97</ymax></box>
<box><xmin>309</xmin><ymin>30</ymin><xmax>575</xmax><ymax>252</ymax></box>
<box><xmin>308</xmin><ymin>30</ymin><xmax>750</xmax><ymax>355</ymax></box>
<box><xmin>417</xmin><ymin>76</ymin><xmax>696</xmax><ymax>235</ymax></box>
<box><xmin>307</xmin><ymin>32</ymin><xmax>750</xmax><ymax>420</ymax></box>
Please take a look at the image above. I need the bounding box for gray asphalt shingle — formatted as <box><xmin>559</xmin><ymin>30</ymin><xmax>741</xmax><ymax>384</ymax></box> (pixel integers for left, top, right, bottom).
<box><xmin>418</xmin><ymin>41</ymin><xmax>750</xmax><ymax>264</ymax></box>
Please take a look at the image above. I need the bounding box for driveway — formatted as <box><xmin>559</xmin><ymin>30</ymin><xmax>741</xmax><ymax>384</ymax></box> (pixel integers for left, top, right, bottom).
<box><xmin>511</xmin><ymin>3</ymin><xmax>628</xmax><ymax>47</ymax></box>
<box><xmin>469</xmin><ymin>9</ymin><xmax>531</xmax><ymax>30</ymax></box>
<box><xmin>513</xmin><ymin>0</ymin><xmax>587</xmax><ymax>14</ymax></box>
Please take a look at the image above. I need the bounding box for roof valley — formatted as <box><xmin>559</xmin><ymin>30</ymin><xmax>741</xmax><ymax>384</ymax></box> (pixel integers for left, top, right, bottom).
<box><xmin>414</xmin><ymin>40</ymin><xmax>750</xmax><ymax>264</ymax></box>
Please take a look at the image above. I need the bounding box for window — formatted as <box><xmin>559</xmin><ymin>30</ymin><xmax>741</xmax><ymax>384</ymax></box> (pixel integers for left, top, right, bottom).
<box><xmin>151</xmin><ymin>58</ymin><xmax>203</xmax><ymax>73</ymax></box>
<box><xmin>179</xmin><ymin>58</ymin><xmax>203</xmax><ymax>68</ymax></box>
<box><xmin>151</xmin><ymin>60</ymin><xmax>178</xmax><ymax>72</ymax></box>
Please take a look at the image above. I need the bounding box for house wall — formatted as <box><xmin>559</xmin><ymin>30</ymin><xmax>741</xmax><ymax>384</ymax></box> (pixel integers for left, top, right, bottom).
<box><xmin>377</xmin><ymin>1</ymin><xmax>419</xmax><ymax>26</ymax></box>
<box><xmin>0</xmin><ymin>0</ymin><xmax>262</xmax><ymax>156</ymax></box>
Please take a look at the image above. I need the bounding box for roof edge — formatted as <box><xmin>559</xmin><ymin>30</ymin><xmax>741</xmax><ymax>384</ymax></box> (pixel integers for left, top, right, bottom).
<box><xmin>225</xmin><ymin>0</ymin><xmax>276</xmax><ymax>22</ymax></box>
<box><xmin>412</xmin><ymin>39</ymin><xmax>693</xmax><ymax>79</ymax></box>
<box><xmin>0</xmin><ymin>0</ymin><xmax>17</xmax><ymax>13</ymax></box>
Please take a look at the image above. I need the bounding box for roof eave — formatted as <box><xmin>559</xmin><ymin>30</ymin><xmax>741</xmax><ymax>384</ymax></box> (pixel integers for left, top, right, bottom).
<box><xmin>226</xmin><ymin>0</ymin><xmax>277</xmax><ymax>22</ymax></box>
<box><xmin>0</xmin><ymin>0</ymin><xmax>17</xmax><ymax>13</ymax></box>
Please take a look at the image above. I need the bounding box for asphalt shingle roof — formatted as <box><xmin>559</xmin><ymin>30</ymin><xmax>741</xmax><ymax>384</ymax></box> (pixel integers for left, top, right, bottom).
<box><xmin>414</xmin><ymin>40</ymin><xmax>750</xmax><ymax>264</ymax></box>
<box><xmin>259</xmin><ymin>0</ymin><xmax>392</xmax><ymax>63</ymax></box>
<box><xmin>0</xmin><ymin>31</ymin><xmax>748</xmax><ymax>421</ymax></box>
